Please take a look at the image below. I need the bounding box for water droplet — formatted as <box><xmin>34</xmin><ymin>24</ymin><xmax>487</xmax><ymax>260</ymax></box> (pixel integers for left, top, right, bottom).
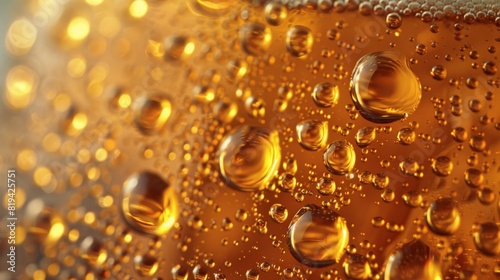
<box><xmin>431</xmin><ymin>156</ymin><xmax>453</xmax><ymax>176</ymax></box>
<box><xmin>482</xmin><ymin>61</ymin><xmax>497</xmax><ymax>75</ymax></box>
<box><xmin>239</xmin><ymin>22</ymin><xmax>272</xmax><ymax>56</ymax></box>
<box><xmin>386</xmin><ymin>12</ymin><xmax>402</xmax><ymax>29</ymax></box>
<box><xmin>451</xmin><ymin>127</ymin><xmax>468</xmax><ymax>143</ymax></box>
<box><xmin>323</xmin><ymin>140</ymin><xmax>356</xmax><ymax>175</ymax></box>
<box><xmin>133</xmin><ymin>96</ymin><xmax>171</xmax><ymax>135</ymax></box>
<box><xmin>312</xmin><ymin>82</ymin><xmax>339</xmax><ymax>108</ymax></box>
<box><xmin>264</xmin><ymin>2</ymin><xmax>287</xmax><ymax>26</ymax></box>
<box><xmin>287</xmin><ymin>204</ymin><xmax>349</xmax><ymax>267</ymax></box>
<box><xmin>469</xmin><ymin>135</ymin><xmax>486</xmax><ymax>152</ymax></box>
<box><xmin>430</xmin><ymin>65</ymin><xmax>447</xmax><ymax>80</ymax></box>
<box><xmin>399</xmin><ymin>158</ymin><xmax>420</xmax><ymax>176</ymax></box>
<box><xmin>219</xmin><ymin>126</ymin><xmax>281</xmax><ymax>191</ymax></box>
<box><xmin>164</xmin><ymin>35</ymin><xmax>195</xmax><ymax>60</ymax></box>
<box><xmin>278</xmin><ymin>173</ymin><xmax>297</xmax><ymax>192</ymax></box>
<box><xmin>269</xmin><ymin>203</ymin><xmax>288</xmax><ymax>223</ymax></box>
<box><xmin>121</xmin><ymin>171</ymin><xmax>178</xmax><ymax>235</ymax></box>
<box><xmin>244</xmin><ymin>96</ymin><xmax>266</xmax><ymax>118</ymax></box>
<box><xmin>415</xmin><ymin>44</ymin><xmax>427</xmax><ymax>55</ymax></box>
<box><xmin>214</xmin><ymin>100</ymin><xmax>238</xmax><ymax>123</ymax></box>
<box><xmin>343</xmin><ymin>254</ymin><xmax>372</xmax><ymax>279</ymax></box>
<box><xmin>296</xmin><ymin>120</ymin><xmax>329</xmax><ymax>151</ymax></box>
<box><xmin>350</xmin><ymin>51</ymin><xmax>422</xmax><ymax>123</ymax></box>
<box><xmin>316</xmin><ymin>177</ymin><xmax>336</xmax><ymax>196</ymax></box>
<box><xmin>474</xmin><ymin>222</ymin><xmax>500</xmax><ymax>256</ymax></box>
<box><xmin>355</xmin><ymin>127</ymin><xmax>376</xmax><ymax>147</ymax></box>
<box><xmin>81</xmin><ymin>236</ymin><xmax>107</xmax><ymax>265</ymax></box>
<box><xmin>464</xmin><ymin>168</ymin><xmax>484</xmax><ymax>189</ymax></box>
<box><xmin>426</xmin><ymin>197</ymin><xmax>461</xmax><ymax>235</ymax></box>
<box><xmin>384</xmin><ymin>239</ymin><xmax>442</xmax><ymax>279</ymax></box>
<box><xmin>134</xmin><ymin>254</ymin><xmax>158</xmax><ymax>276</ymax></box>
<box><xmin>372</xmin><ymin>173</ymin><xmax>390</xmax><ymax>190</ymax></box>
<box><xmin>286</xmin><ymin>25</ymin><xmax>313</xmax><ymax>57</ymax></box>
<box><xmin>397</xmin><ymin>127</ymin><xmax>416</xmax><ymax>145</ymax></box>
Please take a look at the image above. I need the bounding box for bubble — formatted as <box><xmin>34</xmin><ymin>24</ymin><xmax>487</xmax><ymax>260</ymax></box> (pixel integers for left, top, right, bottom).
<box><xmin>218</xmin><ymin>126</ymin><xmax>281</xmax><ymax>191</ymax></box>
<box><xmin>474</xmin><ymin>222</ymin><xmax>500</xmax><ymax>256</ymax></box>
<box><xmin>355</xmin><ymin>127</ymin><xmax>376</xmax><ymax>148</ymax></box>
<box><xmin>278</xmin><ymin>173</ymin><xmax>297</xmax><ymax>192</ymax></box>
<box><xmin>214</xmin><ymin>100</ymin><xmax>238</xmax><ymax>123</ymax></box>
<box><xmin>323</xmin><ymin>140</ymin><xmax>356</xmax><ymax>175</ymax></box>
<box><xmin>349</xmin><ymin>51</ymin><xmax>422</xmax><ymax>123</ymax></box>
<box><xmin>430</xmin><ymin>65</ymin><xmax>447</xmax><ymax>80</ymax></box>
<box><xmin>312</xmin><ymin>82</ymin><xmax>340</xmax><ymax>108</ymax></box>
<box><xmin>397</xmin><ymin>127</ymin><xmax>416</xmax><ymax>145</ymax></box>
<box><xmin>286</xmin><ymin>25</ymin><xmax>313</xmax><ymax>57</ymax></box>
<box><xmin>246</xmin><ymin>268</ymin><xmax>260</xmax><ymax>280</ymax></box>
<box><xmin>343</xmin><ymin>254</ymin><xmax>372</xmax><ymax>279</ymax></box>
<box><xmin>164</xmin><ymin>35</ymin><xmax>195</xmax><ymax>61</ymax></box>
<box><xmin>269</xmin><ymin>203</ymin><xmax>288</xmax><ymax>224</ymax></box>
<box><xmin>81</xmin><ymin>236</ymin><xmax>107</xmax><ymax>265</ymax></box>
<box><xmin>316</xmin><ymin>177</ymin><xmax>336</xmax><ymax>196</ymax></box>
<box><xmin>431</xmin><ymin>156</ymin><xmax>453</xmax><ymax>176</ymax></box>
<box><xmin>384</xmin><ymin>239</ymin><xmax>442</xmax><ymax>279</ymax></box>
<box><xmin>239</xmin><ymin>22</ymin><xmax>272</xmax><ymax>56</ymax></box>
<box><xmin>415</xmin><ymin>44</ymin><xmax>427</xmax><ymax>55</ymax></box>
<box><xmin>451</xmin><ymin>127</ymin><xmax>468</xmax><ymax>143</ymax></box>
<box><xmin>372</xmin><ymin>173</ymin><xmax>390</xmax><ymax>190</ymax></box>
<box><xmin>469</xmin><ymin>135</ymin><xmax>486</xmax><ymax>152</ymax></box>
<box><xmin>5</xmin><ymin>65</ymin><xmax>38</xmax><ymax>109</ymax></box>
<box><xmin>464</xmin><ymin>168</ymin><xmax>484</xmax><ymax>189</ymax></box>
<box><xmin>121</xmin><ymin>171</ymin><xmax>178</xmax><ymax>235</ymax></box>
<box><xmin>244</xmin><ymin>96</ymin><xmax>266</xmax><ymax>118</ymax></box>
<box><xmin>482</xmin><ymin>61</ymin><xmax>497</xmax><ymax>75</ymax></box>
<box><xmin>264</xmin><ymin>2</ymin><xmax>287</xmax><ymax>26</ymax></box>
<box><xmin>399</xmin><ymin>158</ymin><xmax>420</xmax><ymax>176</ymax></box>
<box><xmin>133</xmin><ymin>96</ymin><xmax>172</xmax><ymax>135</ymax></box>
<box><xmin>296</xmin><ymin>120</ymin><xmax>329</xmax><ymax>151</ymax></box>
<box><xmin>134</xmin><ymin>254</ymin><xmax>158</xmax><ymax>276</ymax></box>
<box><xmin>287</xmin><ymin>204</ymin><xmax>349</xmax><ymax>267</ymax></box>
<box><xmin>386</xmin><ymin>12</ymin><xmax>402</xmax><ymax>29</ymax></box>
<box><xmin>426</xmin><ymin>197</ymin><xmax>461</xmax><ymax>235</ymax></box>
<box><xmin>403</xmin><ymin>190</ymin><xmax>423</xmax><ymax>207</ymax></box>
<box><xmin>25</xmin><ymin>199</ymin><xmax>65</xmax><ymax>246</ymax></box>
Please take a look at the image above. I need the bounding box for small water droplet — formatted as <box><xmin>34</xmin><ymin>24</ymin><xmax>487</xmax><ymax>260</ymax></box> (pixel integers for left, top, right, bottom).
<box><xmin>355</xmin><ymin>127</ymin><xmax>376</xmax><ymax>147</ymax></box>
<box><xmin>312</xmin><ymin>82</ymin><xmax>339</xmax><ymax>108</ymax></box>
<box><xmin>316</xmin><ymin>177</ymin><xmax>336</xmax><ymax>196</ymax></box>
<box><xmin>269</xmin><ymin>204</ymin><xmax>288</xmax><ymax>224</ymax></box>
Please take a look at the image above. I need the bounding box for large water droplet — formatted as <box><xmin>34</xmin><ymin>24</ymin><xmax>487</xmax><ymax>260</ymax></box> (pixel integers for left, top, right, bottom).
<box><xmin>323</xmin><ymin>140</ymin><xmax>356</xmax><ymax>175</ymax></box>
<box><xmin>239</xmin><ymin>22</ymin><xmax>272</xmax><ymax>56</ymax></box>
<box><xmin>343</xmin><ymin>254</ymin><xmax>372</xmax><ymax>279</ymax></box>
<box><xmin>121</xmin><ymin>171</ymin><xmax>178</xmax><ymax>235</ymax></box>
<box><xmin>426</xmin><ymin>197</ymin><xmax>461</xmax><ymax>235</ymax></box>
<box><xmin>287</xmin><ymin>204</ymin><xmax>349</xmax><ymax>267</ymax></box>
<box><xmin>133</xmin><ymin>96</ymin><xmax>172</xmax><ymax>135</ymax></box>
<box><xmin>474</xmin><ymin>222</ymin><xmax>500</xmax><ymax>256</ymax></box>
<box><xmin>312</xmin><ymin>82</ymin><xmax>339</xmax><ymax>108</ymax></box>
<box><xmin>384</xmin><ymin>239</ymin><xmax>442</xmax><ymax>280</ymax></box>
<box><xmin>296</xmin><ymin>120</ymin><xmax>329</xmax><ymax>151</ymax></box>
<box><xmin>218</xmin><ymin>126</ymin><xmax>281</xmax><ymax>191</ymax></box>
<box><xmin>286</xmin><ymin>25</ymin><xmax>313</xmax><ymax>57</ymax></box>
<box><xmin>349</xmin><ymin>51</ymin><xmax>422</xmax><ymax>123</ymax></box>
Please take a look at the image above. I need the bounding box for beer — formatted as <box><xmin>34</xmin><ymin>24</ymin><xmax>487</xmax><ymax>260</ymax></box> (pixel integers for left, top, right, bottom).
<box><xmin>1</xmin><ymin>0</ymin><xmax>499</xmax><ymax>279</ymax></box>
